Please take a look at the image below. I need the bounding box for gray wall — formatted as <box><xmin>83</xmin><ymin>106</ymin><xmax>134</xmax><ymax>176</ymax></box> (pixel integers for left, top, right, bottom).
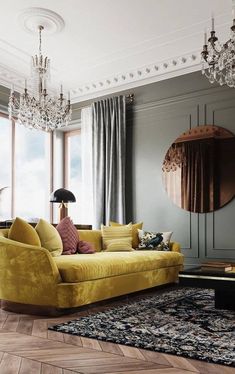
<box><xmin>126</xmin><ymin>71</ymin><xmax>235</xmax><ymax>265</ymax></box>
<box><xmin>1</xmin><ymin>71</ymin><xmax>235</xmax><ymax>265</ymax></box>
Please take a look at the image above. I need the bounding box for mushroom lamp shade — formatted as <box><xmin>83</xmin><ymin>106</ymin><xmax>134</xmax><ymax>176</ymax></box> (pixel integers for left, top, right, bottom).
<box><xmin>50</xmin><ymin>188</ymin><xmax>76</xmax><ymax>221</ymax></box>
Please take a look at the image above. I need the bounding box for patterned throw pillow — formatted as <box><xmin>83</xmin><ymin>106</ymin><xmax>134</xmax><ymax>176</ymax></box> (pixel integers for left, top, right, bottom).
<box><xmin>56</xmin><ymin>217</ymin><xmax>79</xmax><ymax>255</ymax></box>
<box><xmin>101</xmin><ymin>223</ymin><xmax>132</xmax><ymax>250</ymax></box>
<box><xmin>137</xmin><ymin>229</ymin><xmax>173</xmax><ymax>251</ymax></box>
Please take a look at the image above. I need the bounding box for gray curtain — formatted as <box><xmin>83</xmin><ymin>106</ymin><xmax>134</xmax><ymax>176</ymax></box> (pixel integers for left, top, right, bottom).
<box><xmin>92</xmin><ymin>96</ymin><xmax>126</xmax><ymax>228</ymax></box>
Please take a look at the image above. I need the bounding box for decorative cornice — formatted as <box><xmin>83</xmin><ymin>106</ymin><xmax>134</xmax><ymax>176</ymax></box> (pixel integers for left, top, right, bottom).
<box><xmin>0</xmin><ymin>64</ymin><xmax>25</xmax><ymax>93</ymax></box>
<box><xmin>0</xmin><ymin>50</ymin><xmax>201</xmax><ymax>102</ymax></box>
<box><xmin>0</xmin><ymin>8</ymin><xmax>232</xmax><ymax>103</ymax></box>
<box><xmin>70</xmin><ymin>51</ymin><xmax>201</xmax><ymax>102</ymax></box>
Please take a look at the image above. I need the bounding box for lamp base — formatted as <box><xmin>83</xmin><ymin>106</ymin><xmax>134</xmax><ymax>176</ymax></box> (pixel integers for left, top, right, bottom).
<box><xmin>59</xmin><ymin>203</ymin><xmax>68</xmax><ymax>221</ymax></box>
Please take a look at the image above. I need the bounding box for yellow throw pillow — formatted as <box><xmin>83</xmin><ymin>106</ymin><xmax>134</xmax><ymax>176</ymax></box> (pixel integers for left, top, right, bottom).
<box><xmin>101</xmin><ymin>223</ymin><xmax>132</xmax><ymax>250</ymax></box>
<box><xmin>105</xmin><ymin>238</ymin><xmax>134</xmax><ymax>252</ymax></box>
<box><xmin>9</xmin><ymin>217</ymin><xmax>41</xmax><ymax>247</ymax></box>
<box><xmin>110</xmin><ymin>221</ymin><xmax>143</xmax><ymax>248</ymax></box>
<box><xmin>36</xmin><ymin>219</ymin><xmax>63</xmax><ymax>257</ymax></box>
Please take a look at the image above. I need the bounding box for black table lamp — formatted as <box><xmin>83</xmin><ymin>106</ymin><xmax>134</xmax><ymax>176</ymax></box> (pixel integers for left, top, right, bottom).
<box><xmin>50</xmin><ymin>188</ymin><xmax>76</xmax><ymax>221</ymax></box>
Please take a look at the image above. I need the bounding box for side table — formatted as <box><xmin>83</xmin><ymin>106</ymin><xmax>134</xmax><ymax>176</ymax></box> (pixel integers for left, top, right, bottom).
<box><xmin>179</xmin><ymin>267</ymin><xmax>235</xmax><ymax>310</ymax></box>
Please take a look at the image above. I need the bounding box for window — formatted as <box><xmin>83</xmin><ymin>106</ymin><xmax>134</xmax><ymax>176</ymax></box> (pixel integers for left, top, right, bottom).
<box><xmin>0</xmin><ymin>113</ymin><xmax>51</xmax><ymax>221</ymax></box>
<box><xmin>15</xmin><ymin>124</ymin><xmax>51</xmax><ymax>220</ymax></box>
<box><xmin>65</xmin><ymin>128</ymin><xmax>94</xmax><ymax>224</ymax></box>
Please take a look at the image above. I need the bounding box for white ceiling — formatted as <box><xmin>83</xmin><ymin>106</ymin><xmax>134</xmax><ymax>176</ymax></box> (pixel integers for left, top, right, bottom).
<box><xmin>0</xmin><ymin>0</ymin><xmax>233</xmax><ymax>102</ymax></box>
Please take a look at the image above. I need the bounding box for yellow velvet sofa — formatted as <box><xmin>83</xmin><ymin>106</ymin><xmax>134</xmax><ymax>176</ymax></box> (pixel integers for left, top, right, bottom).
<box><xmin>0</xmin><ymin>228</ymin><xmax>184</xmax><ymax>312</ymax></box>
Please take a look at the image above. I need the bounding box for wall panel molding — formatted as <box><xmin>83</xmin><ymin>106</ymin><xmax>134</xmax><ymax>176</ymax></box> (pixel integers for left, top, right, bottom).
<box><xmin>129</xmin><ymin>73</ymin><xmax>235</xmax><ymax>264</ymax></box>
<box><xmin>131</xmin><ymin>97</ymin><xmax>200</xmax><ymax>260</ymax></box>
<box><xmin>133</xmin><ymin>86</ymin><xmax>231</xmax><ymax>114</ymax></box>
<box><xmin>202</xmin><ymin>97</ymin><xmax>235</xmax><ymax>260</ymax></box>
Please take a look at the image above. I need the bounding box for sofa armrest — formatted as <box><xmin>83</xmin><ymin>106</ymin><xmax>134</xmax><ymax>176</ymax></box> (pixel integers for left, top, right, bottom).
<box><xmin>169</xmin><ymin>241</ymin><xmax>181</xmax><ymax>253</ymax></box>
<box><xmin>0</xmin><ymin>236</ymin><xmax>61</xmax><ymax>307</ymax></box>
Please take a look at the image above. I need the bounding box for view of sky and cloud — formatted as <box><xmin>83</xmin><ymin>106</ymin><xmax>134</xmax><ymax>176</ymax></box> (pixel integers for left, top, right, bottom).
<box><xmin>0</xmin><ymin>117</ymin><xmax>50</xmax><ymax>221</ymax></box>
<box><xmin>67</xmin><ymin>134</ymin><xmax>81</xmax><ymax>223</ymax></box>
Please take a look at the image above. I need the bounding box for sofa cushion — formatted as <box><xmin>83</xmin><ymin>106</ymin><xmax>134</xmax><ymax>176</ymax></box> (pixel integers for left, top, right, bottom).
<box><xmin>54</xmin><ymin>251</ymin><xmax>184</xmax><ymax>283</ymax></box>
<box><xmin>101</xmin><ymin>223</ymin><xmax>132</xmax><ymax>250</ymax></box>
<box><xmin>105</xmin><ymin>238</ymin><xmax>134</xmax><ymax>252</ymax></box>
<box><xmin>56</xmin><ymin>217</ymin><xmax>78</xmax><ymax>254</ymax></box>
<box><xmin>36</xmin><ymin>219</ymin><xmax>63</xmax><ymax>257</ymax></box>
<box><xmin>78</xmin><ymin>230</ymin><xmax>102</xmax><ymax>252</ymax></box>
<box><xmin>9</xmin><ymin>217</ymin><xmax>41</xmax><ymax>247</ymax></box>
<box><xmin>109</xmin><ymin>221</ymin><xmax>143</xmax><ymax>248</ymax></box>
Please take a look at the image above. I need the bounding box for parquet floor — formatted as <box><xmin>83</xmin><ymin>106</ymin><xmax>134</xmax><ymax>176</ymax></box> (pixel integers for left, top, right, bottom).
<box><xmin>0</xmin><ymin>293</ymin><xmax>234</xmax><ymax>374</ymax></box>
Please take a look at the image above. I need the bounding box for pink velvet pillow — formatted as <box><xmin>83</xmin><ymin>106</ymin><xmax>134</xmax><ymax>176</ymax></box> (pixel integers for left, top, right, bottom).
<box><xmin>56</xmin><ymin>217</ymin><xmax>79</xmax><ymax>255</ymax></box>
<box><xmin>77</xmin><ymin>240</ymin><xmax>95</xmax><ymax>254</ymax></box>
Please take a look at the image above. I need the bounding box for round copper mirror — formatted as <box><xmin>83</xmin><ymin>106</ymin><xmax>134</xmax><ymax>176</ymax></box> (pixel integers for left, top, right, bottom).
<box><xmin>162</xmin><ymin>125</ymin><xmax>235</xmax><ymax>213</ymax></box>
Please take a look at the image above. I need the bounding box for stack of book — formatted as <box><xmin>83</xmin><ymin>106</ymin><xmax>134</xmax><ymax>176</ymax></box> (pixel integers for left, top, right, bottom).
<box><xmin>201</xmin><ymin>262</ymin><xmax>232</xmax><ymax>272</ymax></box>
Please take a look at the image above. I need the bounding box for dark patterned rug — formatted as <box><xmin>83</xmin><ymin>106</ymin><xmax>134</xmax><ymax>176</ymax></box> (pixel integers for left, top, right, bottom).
<box><xmin>49</xmin><ymin>288</ymin><xmax>235</xmax><ymax>367</ymax></box>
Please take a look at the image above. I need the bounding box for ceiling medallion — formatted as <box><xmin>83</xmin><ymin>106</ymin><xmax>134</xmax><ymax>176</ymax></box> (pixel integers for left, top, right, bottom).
<box><xmin>9</xmin><ymin>10</ymin><xmax>71</xmax><ymax>131</ymax></box>
<box><xmin>201</xmin><ymin>1</ymin><xmax>235</xmax><ymax>88</ymax></box>
<box><xmin>18</xmin><ymin>7</ymin><xmax>65</xmax><ymax>35</ymax></box>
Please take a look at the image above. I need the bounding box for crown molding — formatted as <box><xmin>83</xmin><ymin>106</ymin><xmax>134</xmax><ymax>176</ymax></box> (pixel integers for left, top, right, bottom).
<box><xmin>0</xmin><ymin>6</ymin><xmax>231</xmax><ymax>103</ymax></box>
<box><xmin>0</xmin><ymin>49</ymin><xmax>201</xmax><ymax>102</ymax></box>
<box><xmin>70</xmin><ymin>51</ymin><xmax>201</xmax><ymax>103</ymax></box>
<box><xmin>0</xmin><ymin>63</ymin><xmax>25</xmax><ymax>92</ymax></box>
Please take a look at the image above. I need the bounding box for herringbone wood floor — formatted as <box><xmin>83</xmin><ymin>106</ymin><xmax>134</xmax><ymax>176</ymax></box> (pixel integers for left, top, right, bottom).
<box><xmin>0</xmin><ymin>291</ymin><xmax>234</xmax><ymax>374</ymax></box>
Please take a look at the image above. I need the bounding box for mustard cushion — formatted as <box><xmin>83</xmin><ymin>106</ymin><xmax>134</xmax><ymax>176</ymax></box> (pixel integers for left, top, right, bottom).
<box><xmin>101</xmin><ymin>223</ymin><xmax>132</xmax><ymax>250</ymax></box>
<box><xmin>57</xmin><ymin>266</ymin><xmax>183</xmax><ymax>309</ymax></box>
<box><xmin>9</xmin><ymin>217</ymin><xmax>41</xmax><ymax>247</ymax></box>
<box><xmin>110</xmin><ymin>221</ymin><xmax>143</xmax><ymax>248</ymax></box>
<box><xmin>78</xmin><ymin>229</ymin><xmax>102</xmax><ymax>252</ymax></box>
<box><xmin>105</xmin><ymin>238</ymin><xmax>134</xmax><ymax>252</ymax></box>
<box><xmin>35</xmin><ymin>219</ymin><xmax>63</xmax><ymax>257</ymax></box>
<box><xmin>54</xmin><ymin>251</ymin><xmax>184</xmax><ymax>283</ymax></box>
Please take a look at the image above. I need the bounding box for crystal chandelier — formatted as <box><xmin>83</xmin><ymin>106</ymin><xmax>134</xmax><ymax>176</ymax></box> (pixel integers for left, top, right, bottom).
<box><xmin>8</xmin><ymin>26</ymin><xmax>72</xmax><ymax>131</ymax></box>
<box><xmin>201</xmin><ymin>5</ymin><xmax>235</xmax><ymax>88</ymax></box>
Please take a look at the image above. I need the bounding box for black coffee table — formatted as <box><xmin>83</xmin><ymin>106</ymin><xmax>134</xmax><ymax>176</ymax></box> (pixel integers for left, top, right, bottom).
<box><xmin>178</xmin><ymin>267</ymin><xmax>235</xmax><ymax>310</ymax></box>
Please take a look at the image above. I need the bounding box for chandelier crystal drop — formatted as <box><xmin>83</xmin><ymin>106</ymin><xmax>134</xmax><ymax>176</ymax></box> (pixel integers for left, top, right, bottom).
<box><xmin>8</xmin><ymin>26</ymin><xmax>72</xmax><ymax>131</ymax></box>
<box><xmin>201</xmin><ymin>5</ymin><xmax>235</xmax><ymax>88</ymax></box>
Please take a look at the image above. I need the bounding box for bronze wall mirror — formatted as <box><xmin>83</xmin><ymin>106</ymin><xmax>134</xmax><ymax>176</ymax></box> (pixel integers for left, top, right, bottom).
<box><xmin>162</xmin><ymin>125</ymin><xmax>235</xmax><ymax>213</ymax></box>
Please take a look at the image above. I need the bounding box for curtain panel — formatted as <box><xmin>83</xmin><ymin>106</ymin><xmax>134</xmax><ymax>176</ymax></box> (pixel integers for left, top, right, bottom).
<box><xmin>92</xmin><ymin>96</ymin><xmax>126</xmax><ymax>228</ymax></box>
